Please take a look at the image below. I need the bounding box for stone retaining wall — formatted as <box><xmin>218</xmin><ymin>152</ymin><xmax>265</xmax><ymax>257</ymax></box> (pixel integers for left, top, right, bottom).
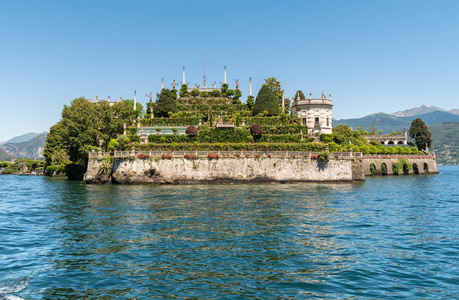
<box><xmin>362</xmin><ymin>155</ymin><xmax>438</xmax><ymax>175</ymax></box>
<box><xmin>85</xmin><ymin>157</ymin><xmax>361</xmax><ymax>184</ymax></box>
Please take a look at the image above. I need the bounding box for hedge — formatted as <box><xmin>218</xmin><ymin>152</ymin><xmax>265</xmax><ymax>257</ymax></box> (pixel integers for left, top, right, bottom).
<box><xmin>137</xmin><ymin>142</ymin><xmax>327</xmax><ymax>152</ymax></box>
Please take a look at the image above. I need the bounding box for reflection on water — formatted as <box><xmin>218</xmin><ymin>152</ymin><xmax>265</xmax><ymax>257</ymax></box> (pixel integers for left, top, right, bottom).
<box><xmin>1</xmin><ymin>167</ymin><xmax>459</xmax><ymax>298</ymax></box>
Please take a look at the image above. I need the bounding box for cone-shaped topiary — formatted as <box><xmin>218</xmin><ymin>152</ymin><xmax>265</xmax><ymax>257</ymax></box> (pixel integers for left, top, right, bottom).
<box><xmin>253</xmin><ymin>85</ymin><xmax>279</xmax><ymax>116</ymax></box>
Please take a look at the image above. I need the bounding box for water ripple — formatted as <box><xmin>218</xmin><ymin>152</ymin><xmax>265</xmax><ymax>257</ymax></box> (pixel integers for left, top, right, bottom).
<box><xmin>0</xmin><ymin>167</ymin><xmax>459</xmax><ymax>298</ymax></box>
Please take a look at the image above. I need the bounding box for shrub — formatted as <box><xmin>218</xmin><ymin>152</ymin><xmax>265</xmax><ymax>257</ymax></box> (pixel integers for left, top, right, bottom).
<box><xmin>320</xmin><ymin>134</ymin><xmax>333</xmax><ymax>143</ymax></box>
<box><xmin>191</xmin><ymin>89</ymin><xmax>200</xmax><ymax>97</ymax></box>
<box><xmin>186</xmin><ymin>126</ymin><xmax>198</xmax><ymax>135</ymax></box>
<box><xmin>250</xmin><ymin>124</ymin><xmax>263</xmax><ymax>136</ymax></box>
<box><xmin>211</xmin><ymin>90</ymin><xmax>222</xmax><ymax>97</ymax></box>
<box><xmin>318</xmin><ymin>151</ymin><xmax>329</xmax><ymax>163</ymax></box>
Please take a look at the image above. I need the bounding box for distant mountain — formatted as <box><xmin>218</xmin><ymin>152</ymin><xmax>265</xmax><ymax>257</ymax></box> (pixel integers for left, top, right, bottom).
<box><xmin>392</xmin><ymin>105</ymin><xmax>445</xmax><ymax>117</ymax></box>
<box><xmin>334</xmin><ymin>111</ymin><xmax>459</xmax><ymax>134</ymax></box>
<box><xmin>391</xmin><ymin>105</ymin><xmax>459</xmax><ymax>117</ymax></box>
<box><xmin>0</xmin><ymin>147</ymin><xmax>15</xmax><ymax>161</ymax></box>
<box><xmin>0</xmin><ymin>132</ymin><xmax>46</xmax><ymax>146</ymax></box>
<box><xmin>0</xmin><ymin>133</ymin><xmax>47</xmax><ymax>159</ymax></box>
<box><xmin>429</xmin><ymin>122</ymin><xmax>459</xmax><ymax>165</ymax></box>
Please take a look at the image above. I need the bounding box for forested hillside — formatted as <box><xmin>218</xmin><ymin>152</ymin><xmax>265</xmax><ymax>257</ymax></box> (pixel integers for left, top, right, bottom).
<box><xmin>429</xmin><ymin>122</ymin><xmax>459</xmax><ymax>165</ymax></box>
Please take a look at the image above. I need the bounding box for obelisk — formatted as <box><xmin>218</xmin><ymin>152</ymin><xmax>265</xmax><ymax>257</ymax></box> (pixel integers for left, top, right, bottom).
<box><xmin>249</xmin><ymin>77</ymin><xmax>252</xmax><ymax>96</ymax></box>
<box><xmin>134</xmin><ymin>90</ymin><xmax>137</xmax><ymax>111</ymax></box>
<box><xmin>224</xmin><ymin>66</ymin><xmax>226</xmax><ymax>84</ymax></box>
<box><xmin>183</xmin><ymin>66</ymin><xmax>185</xmax><ymax>85</ymax></box>
<box><xmin>282</xmin><ymin>92</ymin><xmax>285</xmax><ymax>112</ymax></box>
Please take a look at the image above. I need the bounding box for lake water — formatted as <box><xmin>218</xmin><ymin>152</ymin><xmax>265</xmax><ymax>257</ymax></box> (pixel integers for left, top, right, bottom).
<box><xmin>1</xmin><ymin>166</ymin><xmax>458</xmax><ymax>299</ymax></box>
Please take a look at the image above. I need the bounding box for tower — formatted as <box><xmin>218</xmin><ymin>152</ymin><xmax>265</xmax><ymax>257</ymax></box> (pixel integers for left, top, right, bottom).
<box><xmin>134</xmin><ymin>90</ymin><xmax>137</xmax><ymax>111</ymax></box>
<box><xmin>249</xmin><ymin>77</ymin><xmax>252</xmax><ymax>96</ymax></box>
<box><xmin>224</xmin><ymin>66</ymin><xmax>226</xmax><ymax>84</ymax></box>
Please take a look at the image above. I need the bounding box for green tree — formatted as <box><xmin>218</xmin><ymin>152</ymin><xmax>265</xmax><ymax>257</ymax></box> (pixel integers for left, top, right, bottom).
<box><xmin>179</xmin><ymin>84</ymin><xmax>189</xmax><ymax>98</ymax></box>
<box><xmin>154</xmin><ymin>89</ymin><xmax>177</xmax><ymax>118</ymax></box>
<box><xmin>226</xmin><ymin>89</ymin><xmax>235</xmax><ymax>98</ymax></box>
<box><xmin>170</xmin><ymin>88</ymin><xmax>178</xmax><ymax>99</ymax></box>
<box><xmin>246</xmin><ymin>95</ymin><xmax>255</xmax><ymax>110</ymax></box>
<box><xmin>234</xmin><ymin>89</ymin><xmax>242</xmax><ymax>100</ymax></box>
<box><xmin>369</xmin><ymin>121</ymin><xmax>377</xmax><ymax>135</ymax></box>
<box><xmin>253</xmin><ymin>85</ymin><xmax>279</xmax><ymax>116</ymax></box>
<box><xmin>264</xmin><ymin>77</ymin><xmax>290</xmax><ymax>111</ymax></box>
<box><xmin>44</xmin><ymin>97</ymin><xmax>140</xmax><ymax>167</ymax></box>
<box><xmin>294</xmin><ymin>90</ymin><xmax>305</xmax><ymax>100</ymax></box>
<box><xmin>43</xmin><ymin>121</ymin><xmax>66</xmax><ymax>166</ymax></box>
<box><xmin>409</xmin><ymin>118</ymin><xmax>432</xmax><ymax>151</ymax></box>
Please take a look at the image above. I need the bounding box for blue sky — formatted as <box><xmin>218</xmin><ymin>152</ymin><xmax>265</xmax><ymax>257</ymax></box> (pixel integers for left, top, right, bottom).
<box><xmin>1</xmin><ymin>0</ymin><xmax>458</xmax><ymax>141</ymax></box>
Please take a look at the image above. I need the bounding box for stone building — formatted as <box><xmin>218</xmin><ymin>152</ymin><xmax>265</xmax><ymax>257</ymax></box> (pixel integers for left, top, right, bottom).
<box><xmin>290</xmin><ymin>91</ymin><xmax>333</xmax><ymax>135</ymax></box>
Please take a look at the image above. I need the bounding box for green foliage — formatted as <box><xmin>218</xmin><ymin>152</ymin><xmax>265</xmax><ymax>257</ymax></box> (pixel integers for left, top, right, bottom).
<box><xmin>46</xmin><ymin>164</ymin><xmax>65</xmax><ymax>174</ymax></box>
<box><xmin>51</xmin><ymin>148</ymin><xmax>70</xmax><ymax>165</ymax></box>
<box><xmin>154</xmin><ymin>89</ymin><xmax>177</xmax><ymax>118</ymax></box>
<box><xmin>211</xmin><ymin>90</ymin><xmax>221</xmax><ymax>97</ymax></box>
<box><xmin>246</xmin><ymin>95</ymin><xmax>255</xmax><ymax>110</ymax></box>
<box><xmin>264</xmin><ymin>77</ymin><xmax>283</xmax><ymax>109</ymax></box>
<box><xmin>44</xmin><ymin>97</ymin><xmax>140</xmax><ymax>167</ymax></box>
<box><xmin>328</xmin><ymin>142</ymin><xmax>339</xmax><ymax>152</ymax></box>
<box><xmin>179</xmin><ymin>84</ymin><xmax>189</xmax><ymax>98</ymax></box>
<box><xmin>369</xmin><ymin>121</ymin><xmax>377</xmax><ymax>135</ymax></box>
<box><xmin>318</xmin><ymin>151</ymin><xmax>329</xmax><ymax>163</ymax></box>
<box><xmin>221</xmin><ymin>83</ymin><xmax>228</xmax><ymax>95</ymax></box>
<box><xmin>370</xmin><ymin>163</ymin><xmax>376</xmax><ymax>176</ymax></box>
<box><xmin>226</xmin><ymin>89</ymin><xmax>235</xmax><ymax>98</ymax></box>
<box><xmin>320</xmin><ymin>134</ymin><xmax>333</xmax><ymax>143</ymax></box>
<box><xmin>97</xmin><ymin>155</ymin><xmax>113</xmax><ymax>175</ymax></box>
<box><xmin>234</xmin><ymin>89</ymin><xmax>242</xmax><ymax>100</ymax></box>
<box><xmin>191</xmin><ymin>89</ymin><xmax>200</xmax><ymax>97</ymax></box>
<box><xmin>395</xmin><ymin>146</ymin><xmax>404</xmax><ymax>154</ymax></box>
<box><xmin>409</xmin><ymin>118</ymin><xmax>432</xmax><ymax>151</ymax></box>
<box><xmin>0</xmin><ymin>161</ymin><xmax>10</xmax><ymax>168</ymax></box>
<box><xmin>170</xmin><ymin>89</ymin><xmax>178</xmax><ymax>99</ymax></box>
<box><xmin>43</xmin><ymin>121</ymin><xmax>66</xmax><ymax>166</ymax></box>
<box><xmin>392</xmin><ymin>158</ymin><xmax>411</xmax><ymax>175</ymax></box>
<box><xmin>294</xmin><ymin>90</ymin><xmax>305</xmax><ymax>100</ymax></box>
<box><xmin>253</xmin><ymin>85</ymin><xmax>279</xmax><ymax>116</ymax></box>
<box><xmin>332</xmin><ymin>124</ymin><xmax>369</xmax><ymax>147</ymax></box>
<box><xmin>107</xmin><ymin>139</ymin><xmax>119</xmax><ymax>151</ymax></box>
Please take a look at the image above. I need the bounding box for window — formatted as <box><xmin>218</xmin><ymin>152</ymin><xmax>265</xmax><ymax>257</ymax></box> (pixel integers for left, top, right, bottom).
<box><xmin>302</xmin><ymin>118</ymin><xmax>306</xmax><ymax>125</ymax></box>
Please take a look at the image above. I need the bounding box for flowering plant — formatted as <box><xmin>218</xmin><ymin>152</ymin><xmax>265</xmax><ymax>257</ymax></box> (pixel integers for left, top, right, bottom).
<box><xmin>184</xmin><ymin>154</ymin><xmax>198</xmax><ymax>159</ymax></box>
<box><xmin>137</xmin><ymin>154</ymin><xmax>150</xmax><ymax>159</ymax></box>
<box><xmin>162</xmin><ymin>154</ymin><xmax>173</xmax><ymax>159</ymax></box>
<box><xmin>208</xmin><ymin>153</ymin><xmax>220</xmax><ymax>159</ymax></box>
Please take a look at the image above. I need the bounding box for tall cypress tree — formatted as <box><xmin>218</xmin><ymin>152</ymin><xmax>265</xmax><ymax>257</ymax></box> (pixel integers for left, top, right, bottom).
<box><xmin>409</xmin><ymin>118</ymin><xmax>432</xmax><ymax>151</ymax></box>
<box><xmin>253</xmin><ymin>85</ymin><xmax>279</xmax><ymax>116</ymax></box>
<box><xmin>154</xmin><ymin>89</ymin><xmax>177</xmax><ymax>118</ymax></box>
